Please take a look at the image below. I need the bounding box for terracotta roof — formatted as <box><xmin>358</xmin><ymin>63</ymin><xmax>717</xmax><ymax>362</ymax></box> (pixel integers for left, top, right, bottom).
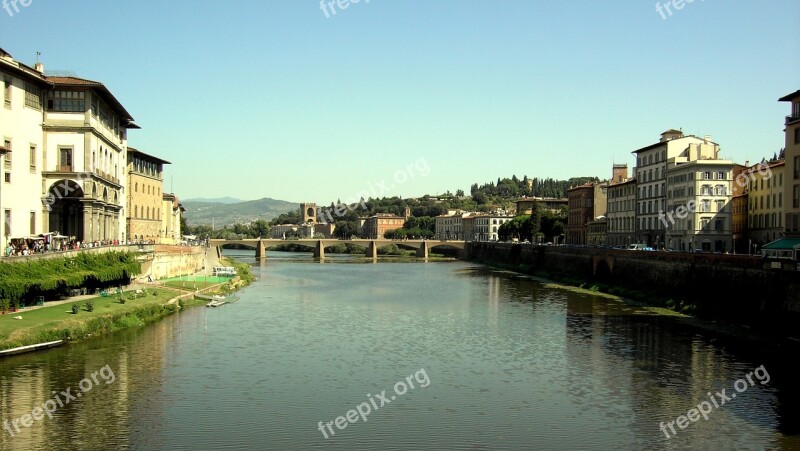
<box><xmin>44</xmin><ymin>75</ymin><xmax>135</xmax><ymax>123</ymax></box>
<box><xmin>44</xmin><ymin>76</ymin><xmax>102</xmax><ymax>86</ymax></box>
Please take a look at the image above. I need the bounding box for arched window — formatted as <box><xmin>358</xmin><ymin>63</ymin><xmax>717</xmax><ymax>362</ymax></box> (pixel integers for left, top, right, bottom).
<box><xmin>135</xmin><ymin>206</ymin><xmax>138</xmax><ymax>218</ymax></box>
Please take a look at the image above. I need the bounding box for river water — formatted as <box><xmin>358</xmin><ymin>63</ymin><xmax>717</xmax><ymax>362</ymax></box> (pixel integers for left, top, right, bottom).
<box><xmin>0</xmin><ymin>251</ymin><xmax>798</xmax><ymax>450</ymax></box>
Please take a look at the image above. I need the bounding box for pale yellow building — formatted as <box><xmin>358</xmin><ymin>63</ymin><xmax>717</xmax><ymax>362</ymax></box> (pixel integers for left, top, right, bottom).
<box><xmin>160</xmin><ymin>193</ymin><xmax>183</xmax><ymax>244</ymax></box>
<box><xmin>781</xmin><ymin>90</ymin><xmax>800</xmax><ymax>235</ymax></box>
<box><xmin>748</xmin><ymin>159</ymin><xmax>784</xmax><ymax>246</ymax></box>
<box><xmin>126</xmin><ymin>148</ymin><xmax>169</xmax><ymax>242</ymax></box>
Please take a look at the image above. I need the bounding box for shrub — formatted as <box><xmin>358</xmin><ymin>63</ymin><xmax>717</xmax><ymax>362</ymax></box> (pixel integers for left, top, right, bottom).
<box><xmin>119</xmin><ymin>297</ymin><xmax>126</xmax><ymax>305</ymax></box>
<box><xmin>84</xmin><ymin>301</ymin><xmax>94</xmax><ymax>312</ymax></box>
<box><xmin>71</xmin><ymin>304</ymin><xmax>79</xmax><ymax>314</ymax></box>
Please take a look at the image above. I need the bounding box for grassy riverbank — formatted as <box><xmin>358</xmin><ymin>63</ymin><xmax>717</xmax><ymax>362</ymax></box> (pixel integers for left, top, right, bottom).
<box><xmin>0</xmin><ymin>287</ymin><xmax>204</xmax><ymax>351</ymax></box>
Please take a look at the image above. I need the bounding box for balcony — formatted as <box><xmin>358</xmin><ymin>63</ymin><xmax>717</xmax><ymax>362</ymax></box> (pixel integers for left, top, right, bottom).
<box><xmin>787</xmin><ymin>112</ymin><xmax>800</xmax><ymax>125</ymax></box>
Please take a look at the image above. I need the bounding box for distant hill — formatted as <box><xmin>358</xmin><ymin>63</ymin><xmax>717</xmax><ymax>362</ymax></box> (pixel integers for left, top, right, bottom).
<box><xmin>183</xmin><ymin>198</ymin><xmax>298</xmax><ymax>226</ymax></box>
<box><xmin>183</xmin><ymin>197</ymin><xmax>245</xmax><ymax>204</ymax></box>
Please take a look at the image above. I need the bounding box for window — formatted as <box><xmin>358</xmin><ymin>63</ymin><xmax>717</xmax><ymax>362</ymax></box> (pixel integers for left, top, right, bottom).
<box><xmin>703</xmin><ymin>172</ymin><xmax>711</xmax><ymax>180</ymax></box>
<box><xmin>3</xmin><ymin>210</ymin><xmax>10</xmax><ymax>236</ymax></box>
<box><xmin>3</xmin><ymin>173</ymin><xmax>9</xmax><ymax>183</ymax></box>
<box><xmin>29</xmin><ymin>145</ymin><xmax>36</xmax><ymax>172</ymax></box>
<box><xmin>29</xmin><ymin>211</ymin><xmax>35</xmax><ymax>235</ymax></box>
<box><xmin>715</xmin><ymin>219</ymin><xmax>724</xmax><ymax>232</ymax></box>
<box><xmin>59</xmin><ymin>147</ymin><xmax>73</xmax><ymax>172</ymax></box>
<box><xmin>3</xmin><ymin>77</ymin><xmax>10</xmax><ymax>108</ymax></box>
<box><xmin>24</xmin><ymin>83</ymin><xmax>42</xmax><ymax>110</ymax></box>
<box><xmin>795</xmin><ymin>156</ymin><xmax>800</xmax><ymax>180</ymax></box>
<box><xmin>795</xmin><ymin>185</ymin><xmax>800</xmax><ymax>208</ymax></box>
<box><xmin>701</xmin><ymin>200</ymin><xmax>711</xmax><ymax>212</ymax></box>
<box><xmin>3</xmin><ymin>139</ymin><xmax>10</xmax><ymax>170</ymax></box>
<box><xmin>47</xmin><ymin>91</ymin><xmax>86</xmax><ymax>112</ymax></box>
<box><xmin>717</xmin><ymin>171</ymin><xmax>725</xmax><ymax>180</ymax></box>
<box><xmin>716</xmin><ymin>200</ymin><xmax>725</xmax><ymax>212</ymax></box>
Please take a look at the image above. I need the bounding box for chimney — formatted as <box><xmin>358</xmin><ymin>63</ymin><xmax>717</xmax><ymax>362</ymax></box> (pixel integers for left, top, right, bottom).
<box><xmin>704</xmin><ymin>135</ymin><xmax>712</xmax><ymax>142</ymax></box>
<box><xmin>34</xmin><ymin>62</ymin><xmax>44</xmax><ymax>73</ymax></box>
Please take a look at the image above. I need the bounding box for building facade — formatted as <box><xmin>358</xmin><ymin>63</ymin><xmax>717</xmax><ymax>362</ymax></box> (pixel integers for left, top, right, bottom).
<box><xmin>632</xmin><ymin>130</ymin><xmax>719</xmax><ymax>248</ymax></box>
<box><xmin>586</xmin><ymin>217</ymin><xmax>607</xmax><ymax>246</ymax></box>
<box><xmin>780</xmin><ymin>90</ymin><xmax>800</xmax><ymax>236</ymax></box>
<box><xmin>472</xmin><ymin>214</ymin><xmax>512</xmax><ymax>241</ymax></box>
<box><xmin>1</xmin><ymin>48</ymin><xmax>139</xmax><ymax>246</ymax></box>
<box><xmin>515</xmin><ymin>197</ymin><xmax>568</xmax><ymax>215</ymax></box>
<box><xmin>664</xmin><ymin>159</ymin><xmax>735</xmax><ymax>252</ymax></box>
<box><xmin>747</xmin><ymin>159</ymin><xmax>784</xmax><ymax>247</ymax></box>
<box><xmin>435</xmin><ymin>211</ymin><xmax>468</xmax><ymax>240</ymax></box>
<box><xmin>607</xmin><ymin>178</ymin><xmax>636</xmax><ymax>247</ymax></box>
<box><xmin>1</xmin><ymin>49</ymin><xmax>48</xmax><ymax>247</ymax></box>
<box><xmin>160</xmin><ymin>193</ymin><xmax>183</xmax><ymax>244</ymax></box>
<box><xmin>127</xmin><ymin>148</ymin><xmax>169</xmax><ymax>242</ymax></box>
<box><xmin>567</xmin><ymin>182</ymin><xmax>607</xmax><ymax>245</ymax></box>
<box><xmin>361</xmin><ymin>214</ymin><xmax>405</xmax><ymax>239</ymax></box>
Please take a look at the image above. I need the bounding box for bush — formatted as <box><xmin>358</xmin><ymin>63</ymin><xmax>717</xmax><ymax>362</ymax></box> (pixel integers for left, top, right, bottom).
<box><xmin>71</xmin><ymin>304</ymin><xmax>79</xmax><ymax>314</ymax></box>
<box><xmin>119</xmin><ymin>297</ymin><xmax>126</xmax><ymax>304</ymax></box>
<box><xmin>84</xmin><ymin>301</ymin><xmax>94</xmax><ymax>312</ymax></box>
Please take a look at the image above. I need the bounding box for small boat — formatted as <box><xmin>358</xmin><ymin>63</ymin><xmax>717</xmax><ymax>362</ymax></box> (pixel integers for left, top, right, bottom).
<box><xmin>0</xmin><ymin>340</ymin><xmax>65</xmax><ymax>358</ymax></box>
<box><xmin>206</xmin><ymin>299</ymin><xmax>227</xmax><ymax>307</ymax></box>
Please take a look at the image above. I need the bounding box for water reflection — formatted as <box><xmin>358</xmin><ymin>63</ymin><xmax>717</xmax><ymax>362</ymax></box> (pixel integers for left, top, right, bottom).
<box><xmin>0</xmin><ymin>254</ymin><xmax>796</xmax><ymax>450</ymax></box>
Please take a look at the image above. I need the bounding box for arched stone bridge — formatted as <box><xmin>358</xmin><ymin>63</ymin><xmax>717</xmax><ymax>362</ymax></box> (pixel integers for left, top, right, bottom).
<box><xmin>208</xmin><ymin>239</ymin><xmax>466</xmax><ymax>259</ymax></box>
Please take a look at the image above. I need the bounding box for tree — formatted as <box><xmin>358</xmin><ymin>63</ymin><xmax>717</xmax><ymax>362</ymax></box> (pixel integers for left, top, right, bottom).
<box><xmin>456</xmin><ymin>189</ymin><xmax>465</xmax><ymax>197</ymax></box>
<box><xmin>333</xmin><ymin>221</ymin><xmax>360</xmax><ymax>238</ymax></box>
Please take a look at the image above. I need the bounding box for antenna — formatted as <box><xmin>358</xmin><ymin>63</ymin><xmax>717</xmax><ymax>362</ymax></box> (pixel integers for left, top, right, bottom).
<box><xmin>36</xmin><ymin>51</ymin><xmax>41</xmax><ymax>63</ymax></box>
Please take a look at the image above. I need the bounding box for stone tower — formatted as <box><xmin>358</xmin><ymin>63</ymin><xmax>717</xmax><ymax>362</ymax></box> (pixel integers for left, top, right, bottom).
<box><xmin>300</xmin><ymin>203</ymin><xmax>317</xmax><ymax>224</ymax></box>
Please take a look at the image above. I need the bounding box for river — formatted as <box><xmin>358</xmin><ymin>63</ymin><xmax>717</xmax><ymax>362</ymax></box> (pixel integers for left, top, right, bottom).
<box><xmin>0</xmin><ymin>250</ymin><xmax>798</xmax><ymax>450</ymax></box>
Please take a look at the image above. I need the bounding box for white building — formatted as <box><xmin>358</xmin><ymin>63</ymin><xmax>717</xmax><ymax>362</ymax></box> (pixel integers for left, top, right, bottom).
<box><xmin>435</xmin><ymin>211</ymin><xmax>470</xmax><ymax>240</ymax></box>
<box><xmin>472</xmin><ymin>214</ymin><xmax>513</xmax><ymax>241</ymax></box>
<box><xmin>664</xmin><ymin>158</ymin><xmax>736</xmax><ymax>252</ymax></box>
<box><xmin>632</xmin><ymin>129</ymin><xmax>720</xmax><ymax>248</ymax></box>
<box><xmin>0</xmin><ymin>48</ymin><xmax>138</xmax><ymax>246</ymax></box>
<box><xmin>1</xmin><ymin>49</ymin><xmax>49</xmax><ymax>247</ymax></box>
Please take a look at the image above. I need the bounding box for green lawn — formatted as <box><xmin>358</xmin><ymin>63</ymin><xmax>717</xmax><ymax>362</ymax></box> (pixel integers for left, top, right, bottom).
<box><xmin>0</xmin><ymin>287</ymin><xmax>180</xmax><ymax>344</ymax></box>
<box><xmin>163</xmin><ymin>280</ymin><xmax>221</xmax><ymax>290</ymax></box>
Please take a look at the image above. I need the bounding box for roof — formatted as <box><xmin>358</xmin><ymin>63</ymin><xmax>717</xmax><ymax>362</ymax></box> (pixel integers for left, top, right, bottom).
<box><xmin>762</xmin><ymin>238</ymin><xmax>800</xmax><ymax>250</ymax></box>
<box><xmin>45</xmin><ymin>75</ymin><xmax>135</xmax><ymax>123</ymax></box>
<box><xmin>608</xmin><ymin>177</ymin><xmax>636</xmax><ymax>187</ymax></box>
<box><xmin>778</xmin><ymin>90</ymin><xmax>800</xmax><ymax>102</ymax></box>
<box><xmin>661</xmin><ymin>129</ymin><xmax>683</xmax><ymax>135</ymax></box>
<box><xmin>127</xmin><ymin>147</ymin><xmax>171</xmax><ymax>165</ymax></box>
<box><xmin>567</xmin><ymin>182</ymin><xmax>595</xmax><ymax>191</ymax></box>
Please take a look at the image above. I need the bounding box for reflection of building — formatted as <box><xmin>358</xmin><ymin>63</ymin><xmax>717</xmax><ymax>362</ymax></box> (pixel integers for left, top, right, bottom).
<box><xmin>127</xmin><ymin>148</ymin><xmax>169</xmax><ymax>242</ymax></box>
<box><xmin>747</xmin><ymin>159</ymin><xmax>784</xmax><ymax>247</ymax></box>
<box><xmin>780</xmin><ymin>90</ymin><xmax>800</xmax><ymax>236</ymax></box>
<box><xmin>361</xmin><ymin>214</ymin><xmax>404</xmax><ymax>239</ymax></box>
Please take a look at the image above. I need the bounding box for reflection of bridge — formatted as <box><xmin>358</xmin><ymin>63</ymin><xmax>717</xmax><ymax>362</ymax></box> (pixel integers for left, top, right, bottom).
<box><xmin>208</xmin><ymin>239</ymin><xmax>466</xmax><ymax>259</ymax></box>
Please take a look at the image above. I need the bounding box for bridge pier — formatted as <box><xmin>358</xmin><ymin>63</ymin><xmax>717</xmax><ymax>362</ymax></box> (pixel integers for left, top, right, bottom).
<box><xmin>366</xmin><ymin>241</ymin><xmax>378</xmax><ymax>259</ymax></box>
<box><xmin>255</xmin><ymin>240</ymin><xmax>266</xmax><ymax>259</ymax></box>
<box><xmin>314</xmin><ymin>240</ymin><xmax>325</xmax><ymax>259</ymax></box>
<box><xmin>416</xmin><ymin>241</ymin><xmax>429</xmax><ymax>258</ymax></box>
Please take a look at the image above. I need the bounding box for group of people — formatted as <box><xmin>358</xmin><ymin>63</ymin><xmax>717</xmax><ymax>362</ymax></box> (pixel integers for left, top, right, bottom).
<box><xmin>3</xmin><ymin>238</ymin><xmax>127</xmax><ymax>257</ymax></box>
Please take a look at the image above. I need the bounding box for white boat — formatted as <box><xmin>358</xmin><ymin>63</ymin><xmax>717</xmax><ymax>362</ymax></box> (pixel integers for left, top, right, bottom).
<box><xmin>206</xmin><ymin>299</ymin><xmax>227</xmax><ymax>307</ymax></box>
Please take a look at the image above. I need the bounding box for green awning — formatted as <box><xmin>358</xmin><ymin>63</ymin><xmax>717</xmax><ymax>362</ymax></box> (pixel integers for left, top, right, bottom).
<box><xmin>762</xmin><ymin>238</ymin><xmax>800</xmax><ymax>250</ymax></box>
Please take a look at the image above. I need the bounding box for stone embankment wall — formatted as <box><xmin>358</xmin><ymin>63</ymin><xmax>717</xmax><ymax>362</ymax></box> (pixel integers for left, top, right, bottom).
<box><xmin>139</xmin><ymin>246</ymin><xmax>206</xmax><ymax>280</ymax></box>
<box><xmin>466</xmin><ymin>243</ymin><xmax>800</xmax><ymax>327</ymax></box>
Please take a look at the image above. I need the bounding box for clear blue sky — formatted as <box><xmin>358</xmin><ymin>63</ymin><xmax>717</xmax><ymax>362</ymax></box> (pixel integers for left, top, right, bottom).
<box><xmin>2</xmin><ymin>0</ymin><xmax>798</xmax><ymax>204</ymax></box>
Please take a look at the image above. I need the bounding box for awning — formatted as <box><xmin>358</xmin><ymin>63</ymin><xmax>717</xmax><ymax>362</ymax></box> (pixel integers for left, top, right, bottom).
<box><xmin>762</xmin><ymin>238</ymin><xmax>800</xmax><ymax>250</ymax></box>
